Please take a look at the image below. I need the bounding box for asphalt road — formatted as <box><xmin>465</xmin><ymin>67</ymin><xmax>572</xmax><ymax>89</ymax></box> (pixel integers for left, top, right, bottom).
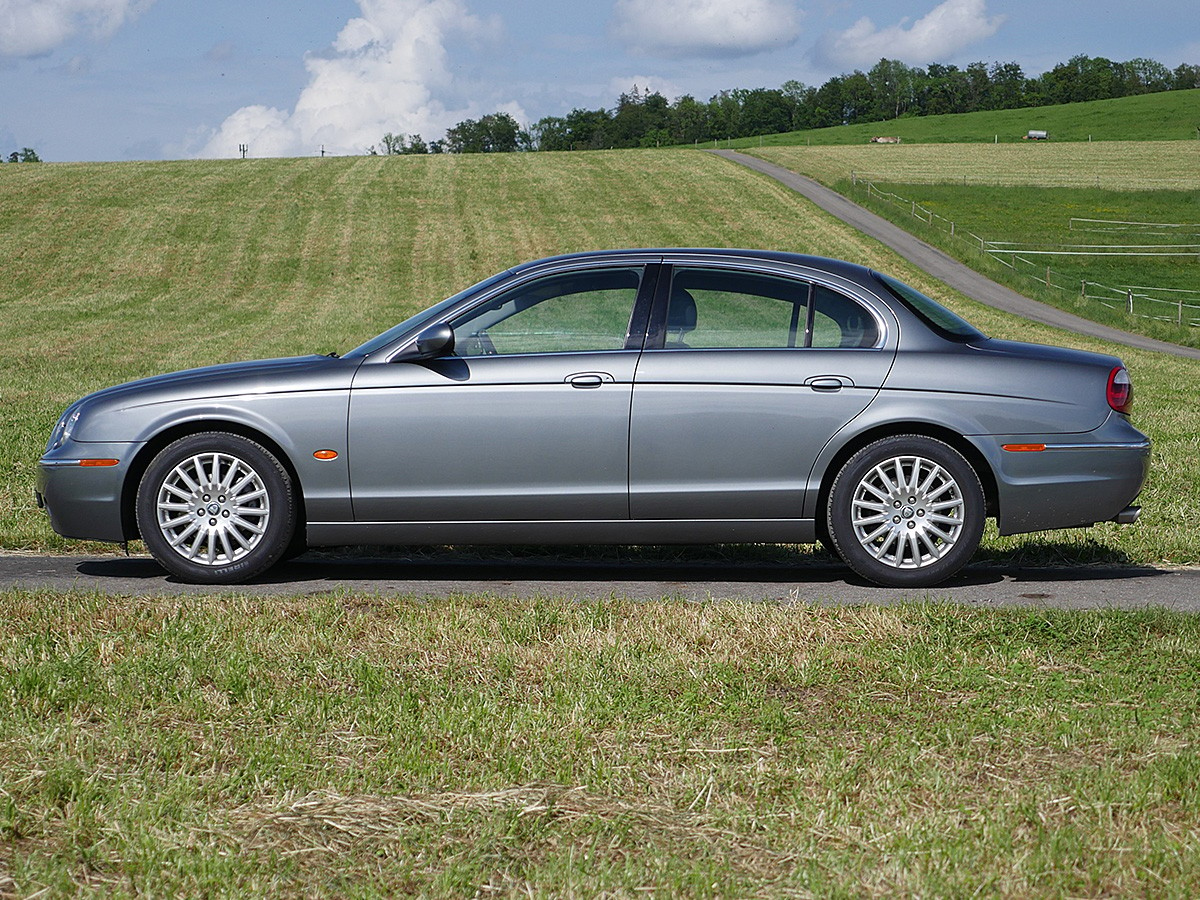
<box><xmin>3</xmin><ymin>552</ymin><xmax>1199</xmax><ymax>611</ymax></box>
<box><xmin>711</xmin><ymin>150</ymin><xmax>1200</xmax><ymax>361</ymax></box>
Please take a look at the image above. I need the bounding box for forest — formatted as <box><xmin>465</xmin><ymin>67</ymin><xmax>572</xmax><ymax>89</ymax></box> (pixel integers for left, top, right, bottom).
<box><xmin>373</xmin><ymin>54</ymin><xmax>1200</xmax><ymax>155</ymax></box>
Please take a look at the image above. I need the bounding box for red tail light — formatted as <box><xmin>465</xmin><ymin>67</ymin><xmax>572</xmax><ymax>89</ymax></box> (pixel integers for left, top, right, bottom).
<box><xmin>1107</xmin><ymin>366</ymin><xmax>1133</xmax><ymax>414</ymax></box>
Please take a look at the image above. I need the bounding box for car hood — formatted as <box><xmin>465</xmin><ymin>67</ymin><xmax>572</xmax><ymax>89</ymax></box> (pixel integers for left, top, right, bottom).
<box><xmin>68</xmin><ymin>354</ymin><xmax>360</xmax><ymax>424</ymax></box>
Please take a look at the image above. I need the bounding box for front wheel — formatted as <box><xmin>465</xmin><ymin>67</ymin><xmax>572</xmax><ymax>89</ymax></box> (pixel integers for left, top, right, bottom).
<box><xmin>136</xmin><ymin>433</ymin><xmax>297</xmax><ymax>584</ymax></box>
<box><xmin>826</xmin><ymin>435</ymin><xmax>984</xmax><ymax>587</ymax></box>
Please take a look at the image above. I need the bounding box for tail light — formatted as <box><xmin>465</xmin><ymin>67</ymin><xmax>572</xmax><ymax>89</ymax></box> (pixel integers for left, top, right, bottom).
<box><xmin>1107</xmin><ymin>366</ymin><xmax>1133</xmax><ymax>414</ymax></box>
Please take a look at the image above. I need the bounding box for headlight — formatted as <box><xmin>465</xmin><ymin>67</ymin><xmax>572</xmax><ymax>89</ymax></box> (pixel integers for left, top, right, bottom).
<box><xmin>46</xmin><ymin>407</ymin><xmax>81</xmax><ymax>453</ymax></box>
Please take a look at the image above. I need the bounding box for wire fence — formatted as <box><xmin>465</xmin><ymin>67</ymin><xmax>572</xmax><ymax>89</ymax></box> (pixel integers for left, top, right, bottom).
<box><xmin>849</xmin><ymin>173</ymin><xmax>1200</xmax><ymax>329</ymax></box>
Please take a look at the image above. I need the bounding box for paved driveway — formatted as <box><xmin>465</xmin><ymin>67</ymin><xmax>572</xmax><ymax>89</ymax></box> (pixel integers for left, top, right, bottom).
<box><xmin>3</xmin><ymin>553</ymin><xmax>1198</xmax><ymax>611</ymax></box>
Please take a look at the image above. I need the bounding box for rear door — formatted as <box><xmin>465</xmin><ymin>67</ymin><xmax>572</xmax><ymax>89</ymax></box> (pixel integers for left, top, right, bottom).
<box><xmin>629</xmin><ymin>264</ymin><xmax>897</xmax><ymax>520</ymax></box>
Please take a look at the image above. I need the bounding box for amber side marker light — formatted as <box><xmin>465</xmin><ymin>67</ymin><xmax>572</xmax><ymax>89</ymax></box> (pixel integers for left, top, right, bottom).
<box><xmin>79</xmin><ymin>458</ymin><xmax>120</xmax><ymax>467</ymax></box>
<box><xmin>313</xmin><ymin>449</ymin><xmax>339</xmax><ymax>460</ymax></box>
<box><xmin>1002</xmin><ymin>444</ymin><xmax>1046</xmax><ymax>453</ymax></box>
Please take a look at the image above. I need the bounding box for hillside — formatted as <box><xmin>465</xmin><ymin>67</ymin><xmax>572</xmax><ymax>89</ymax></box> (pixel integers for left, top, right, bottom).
<box><xmin>1</xmin><ymin>150</ymin><xmax>1197</xmax><ymax>564</ymax></box>
<box><xmin>727</xmin><ymin>88</ymin><xmax>1200</xmax><ymax>147</ymax></box>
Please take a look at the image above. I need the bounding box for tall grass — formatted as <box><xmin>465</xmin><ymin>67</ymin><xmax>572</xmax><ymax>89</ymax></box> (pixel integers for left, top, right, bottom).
<box><xmin>2</xmin><ymin>150</ymin><xmax>1198</xmax><ymax>563</ymax></box>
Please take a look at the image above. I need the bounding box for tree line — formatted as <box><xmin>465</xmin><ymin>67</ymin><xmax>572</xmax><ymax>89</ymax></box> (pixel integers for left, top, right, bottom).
<box><xmin>373</xmin><ymin>54</ymin><xmax>1200</xmax><ymax>155</ymax></box>
<box><xmin>4</xmin><ymin>148</ymin><xmax>41</xmax><ymax>163</ymax></box>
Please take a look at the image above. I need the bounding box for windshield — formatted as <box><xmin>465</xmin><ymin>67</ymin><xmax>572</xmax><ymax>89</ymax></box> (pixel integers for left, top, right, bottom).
<box><xmin>872</xmin><ymin>271</ymin><xmax>984</xmax><ymax>342</ymax></box>
<box><xmin>342</xmin><ymin>270</ymin><xmax>514</xmax><ymax>360</ymax></box>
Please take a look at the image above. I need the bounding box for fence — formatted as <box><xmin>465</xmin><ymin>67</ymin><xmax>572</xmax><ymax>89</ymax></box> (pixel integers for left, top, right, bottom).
<box><xmin>849</xmin><ymin>173</ymin><xmax>1200</xmax><ymax>329</ymax></box>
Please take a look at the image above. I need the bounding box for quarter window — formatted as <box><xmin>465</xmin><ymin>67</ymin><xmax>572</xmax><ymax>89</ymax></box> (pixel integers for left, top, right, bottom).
<box><xmin>661</xmin><ymin>268</ymin><xmax>880</xmax><ymax>350</ymax></box>
<box><xmin>451</xmin><ymin>267</ymin><xmax>643</xmax><ymax>356</ymax></box>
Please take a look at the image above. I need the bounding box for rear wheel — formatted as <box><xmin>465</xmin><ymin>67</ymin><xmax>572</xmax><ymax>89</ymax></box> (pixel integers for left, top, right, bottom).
<box><xmin>136</xmin><ymin>433</ymin><xmax>296</xmax><ymax>584</ymax></box>
<box><xmin>826</xmin><ymin>435</ymin><xmax>984</xmax><ymax>587</ymax></box>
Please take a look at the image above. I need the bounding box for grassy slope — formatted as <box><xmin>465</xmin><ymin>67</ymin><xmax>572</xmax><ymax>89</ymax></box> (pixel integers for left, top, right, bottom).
<box><xmin>2</xmin><ymin>150</ymin><xmax>1197</xmax><ymax>563</ymax></box>
<box><xmin>726</xmin><ymin>88</ymin><xmax>1200</xmax><ymax>147</ymax></box>
<box><xmin>746</xmin><ymin>141</ymin><xmax>1200</xmax><ymax>348</ymax></box>
<box><xmin>5</xmin><ymin>150</ymin><xmax>1200</xmax><ymax>898</ymax></box>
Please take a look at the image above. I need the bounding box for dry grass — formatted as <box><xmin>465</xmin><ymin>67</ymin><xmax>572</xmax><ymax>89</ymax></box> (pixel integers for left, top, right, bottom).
<box><xmin>3</xmin><ymin>150</ymin><xmax>1200</xmax><ymax>564</ymax></box>
<box><xmin>3</xmin><ymin>591</ymin><xmax>1200</xmax><ymax>896</ymax></box>
<box><xmin>755</xmin><ymin>140</ymin><xmax>1200</xmax><ymax>190</ymax></box>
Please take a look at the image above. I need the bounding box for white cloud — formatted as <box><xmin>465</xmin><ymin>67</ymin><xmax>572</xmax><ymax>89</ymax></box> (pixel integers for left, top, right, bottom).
<box><xmin>0</xmin><ymin>0</ymin><xmax>154</xmax><ymax>57</ymax></box>
<box><xmin>197</xmin><ymin>0</ymin><xmax>506</xmax><ymax>159</ymax></box>
<box><xmin>822</xmin><ymin>0</ymin><xmax>1004</xmax><ymax>69</ymax></box>
<box><xmin>612</xmin><ymin>0</ymin><xmax>802</xmax><ymax>59</ymax></box>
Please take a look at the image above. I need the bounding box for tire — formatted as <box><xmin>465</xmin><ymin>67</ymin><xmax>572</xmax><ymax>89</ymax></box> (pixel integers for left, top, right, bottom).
<box><xmin>136</xmin><ymin>432</ymin><xmax>297</xmax><ymax>584</ymax></box>
<box><xmin>826</xmin><ymin>435</ymin><xmax>984</xmax><ymax>587</ymax></box>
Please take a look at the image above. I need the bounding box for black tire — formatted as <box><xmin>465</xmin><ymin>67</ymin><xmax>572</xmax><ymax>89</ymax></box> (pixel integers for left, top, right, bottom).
<box><xmin>136</xmin><ymin>432</ymin><xmax>297</xmax><ymax>584</ymax></box>
<box><xmin>826</xmin><ymin>435</ymin><xmax>984</xmax><ymax>587</ymax></box>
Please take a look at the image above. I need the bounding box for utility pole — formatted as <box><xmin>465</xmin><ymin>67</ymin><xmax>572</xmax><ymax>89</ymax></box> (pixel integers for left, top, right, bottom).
<box><xmin>239</xmin><ymin>144</ymin><xmax>248</xmax><ymax>159</ymax></box>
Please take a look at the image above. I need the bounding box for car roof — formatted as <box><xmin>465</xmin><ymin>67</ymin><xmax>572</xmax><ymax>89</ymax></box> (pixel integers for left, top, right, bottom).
<box><xmin>507</xmin><ymin>248</ymin><xmax>874</xmax><ymax>282</ymax></box>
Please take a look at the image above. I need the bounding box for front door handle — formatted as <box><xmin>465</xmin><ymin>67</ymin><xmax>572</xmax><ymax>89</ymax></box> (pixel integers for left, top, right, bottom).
<box><xmin>566</xmin><ymin>372</ymin><xmax>612</xmax><ymax>389</ymax></box>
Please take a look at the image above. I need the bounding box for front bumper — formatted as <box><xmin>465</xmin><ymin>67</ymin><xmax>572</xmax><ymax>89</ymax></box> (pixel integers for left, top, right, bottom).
<box><xmin>37</xmin><ymin>440</ymin><xmax>140</xmax><ymax>543</ymax></box>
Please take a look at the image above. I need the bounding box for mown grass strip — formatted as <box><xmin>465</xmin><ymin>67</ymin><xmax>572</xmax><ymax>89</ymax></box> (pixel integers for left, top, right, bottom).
<box><xmin>2</xmin><ymin>590</ymin><xmax>1199</xmax><ymax>897</ymax></box>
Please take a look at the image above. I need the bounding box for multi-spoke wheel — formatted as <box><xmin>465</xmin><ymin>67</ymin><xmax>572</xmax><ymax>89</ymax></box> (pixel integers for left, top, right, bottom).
<box><xmin>826</xmin><ymin>435</ymin><xmax>984</xmax><ymax>587</ymax></box>
<box><xmin>136</xmin><ymin>433</ymin><xmax>296</xmax><ymax>583</ymax></box>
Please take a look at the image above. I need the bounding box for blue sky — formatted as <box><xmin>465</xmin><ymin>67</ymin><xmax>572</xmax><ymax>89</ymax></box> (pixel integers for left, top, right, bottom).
<box><xmin>1</xmin><ymin>0</ymin><xmax>1197</xmax><ymax>162</ymax></box>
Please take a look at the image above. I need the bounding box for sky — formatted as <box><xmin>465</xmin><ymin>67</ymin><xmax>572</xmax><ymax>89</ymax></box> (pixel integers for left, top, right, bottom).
<box><xmin>0</xmin><ymin>0</ymin><xmax>1197</xmax><ymax>162</ymax></box>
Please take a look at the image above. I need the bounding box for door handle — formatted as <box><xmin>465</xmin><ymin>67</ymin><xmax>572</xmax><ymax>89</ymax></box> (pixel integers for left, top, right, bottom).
<box><xmin>567</xmin><ymin>372</ymin><xmax>610</xmax><ymax>389</ymax></box>
<box><xmin>805</xmin><ymin>375</ymin><xmax>851</xmax><ymax>392</ymax></box>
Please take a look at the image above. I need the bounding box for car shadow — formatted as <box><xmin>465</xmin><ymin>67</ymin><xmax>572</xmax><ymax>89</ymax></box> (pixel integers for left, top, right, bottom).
<box><xmin>75</xmin><ymin>547</ymin><xmax>1171</xmax><ymax>591</ymax></box>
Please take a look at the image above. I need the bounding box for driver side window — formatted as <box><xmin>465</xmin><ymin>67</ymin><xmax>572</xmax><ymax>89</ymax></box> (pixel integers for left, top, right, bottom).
<box><xmin>451</xmin><ymin>267</ymin><xmax>643</xmax><ymax>357</ymax></box>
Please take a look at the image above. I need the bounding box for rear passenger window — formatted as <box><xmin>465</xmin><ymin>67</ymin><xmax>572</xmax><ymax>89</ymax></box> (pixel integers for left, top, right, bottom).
<box><xmin>660</xmin><ymin>268</ymin><xmax>880</xmax><ymax>350</ymax></box>
<box><xmin>811</xmin><ymin>285</ymin><xmax>880</xmax><ymax>349</ymax></box>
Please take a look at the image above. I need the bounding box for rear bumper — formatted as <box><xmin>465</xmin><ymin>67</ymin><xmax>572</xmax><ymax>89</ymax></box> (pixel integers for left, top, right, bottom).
<box><xmin>979</xmin><ymin>416</ymin><xmax>1150</xmax><ymax>536</ymax></box>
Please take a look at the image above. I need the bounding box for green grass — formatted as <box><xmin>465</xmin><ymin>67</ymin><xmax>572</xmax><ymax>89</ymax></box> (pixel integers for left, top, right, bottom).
<box><xmin>723</xmin><ymin>89</ymin><xmax>1200</xmax><ymax>148</ymax></box>
<box><xmin>2</xmin><ymin>149</ymin><xmax>1199</xmax><ymax>564</ymax></box>
<box><xmin>3</xmin><ymin>591</ymin><xmax>1200</xmax><ymax>897</ymax></box>
<box><xmin>744</xmin><ymin>141</ymin><xmax>1200</xmax><ymax>346</ymax></box>
<box><xmin>0</xmin><ymin>595</ymin><xmax>1195</xmax><ymax>897</ymax></box>
<box><xmin>5</xmin><ymin>145</ymin><xmax>1200</xmax><ymax>897</ymax></box>
<box><xmin>846</xmin><ymin>180</ymin><xmax>1200</xmax><ymax>348</ymax></box>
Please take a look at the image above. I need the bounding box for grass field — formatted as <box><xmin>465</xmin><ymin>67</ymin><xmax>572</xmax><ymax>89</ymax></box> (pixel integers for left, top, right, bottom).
<box><xmin>753</xmin><ymin>141</ymin><xmax>1200</xmax><ymax>191</ymax></box>
<box><xmin>4</xmin><ymin>145</ymin><xmax>1200</xmax><ymax>896</ymax></box>
<box><xmin>4</xmin><ymin>592</ymin><xmax>1200</xmax><ymax>897</ymax></box>
<box><xmin>725</xmin><ymin>89</ymin><xmax>1200</xmax><ymax>148</ymax></box>
<box><xmin>3</xmin><ymin>149</ymin><xmax>1200</xmax><ymax>564</ymax></box>
<box><xmin>746</xmin><ymin>141</ymin><xmax>1200</xmax><ymax>349</ymax></box>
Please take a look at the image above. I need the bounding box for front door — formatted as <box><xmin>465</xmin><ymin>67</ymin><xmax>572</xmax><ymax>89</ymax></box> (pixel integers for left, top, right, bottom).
<box><xmin>348</xmin><ymin>265</ymin><xmax>651</xmax><ymax>522</ymax></box>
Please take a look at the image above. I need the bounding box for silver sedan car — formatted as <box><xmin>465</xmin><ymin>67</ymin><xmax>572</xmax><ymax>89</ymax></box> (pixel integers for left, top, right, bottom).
<box><xmin>37</xmin><ymin>249</ymin><xmax>1150</xmax><ymax>587</ymax></box>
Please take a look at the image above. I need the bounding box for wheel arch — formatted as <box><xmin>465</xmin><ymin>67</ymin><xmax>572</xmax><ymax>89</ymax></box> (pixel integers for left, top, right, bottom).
<box><xmin>120</xmin><ymin>420</ymin><xmax>307</xmax><ymax>542</ymax></box>
<box><xmin>814</xmin><ymin>422</ymin><xmax>999</xmax><ymax>541</ymax></box>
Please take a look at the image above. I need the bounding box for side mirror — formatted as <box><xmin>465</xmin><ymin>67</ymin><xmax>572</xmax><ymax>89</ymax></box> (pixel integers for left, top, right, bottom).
<box><xmin>394</xmin><ymin>323</ymin><xmax>455</xmax><ymax>362</ymax></box>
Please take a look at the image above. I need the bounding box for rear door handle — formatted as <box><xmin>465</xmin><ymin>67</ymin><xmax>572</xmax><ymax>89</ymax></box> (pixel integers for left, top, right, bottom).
<box><xmin>805</xmin><ymin>375</ymin><xmax>852</xmax><ymax>392</ymax></box>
